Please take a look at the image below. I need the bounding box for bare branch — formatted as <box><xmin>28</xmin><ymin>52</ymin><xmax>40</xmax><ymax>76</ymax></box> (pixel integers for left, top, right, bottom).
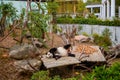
<box><xmin>0</xmin><ymin>23</ymin><xmax>20</xmax><ymax>42</ymax></box>
<box><xmin>0</xmin><ymin>46</ymin><xmax>10</xmax><ymax>50</ymax></box>
<box><xmin>107</xmin><ymin>52</ymin><xmax>118</xmax><ymax>63</ymax></box>
<box><xmin>26</xmin><ymin>60</ymin><xmax>39</xmax><ymax>72</ymax></box>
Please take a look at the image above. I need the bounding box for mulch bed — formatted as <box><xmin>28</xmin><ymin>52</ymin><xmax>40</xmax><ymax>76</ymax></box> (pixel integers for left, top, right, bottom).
<box><xmin>0</xmin><ymin>29</ymin><xmax>67</xmax><ymax>80</ymax></box>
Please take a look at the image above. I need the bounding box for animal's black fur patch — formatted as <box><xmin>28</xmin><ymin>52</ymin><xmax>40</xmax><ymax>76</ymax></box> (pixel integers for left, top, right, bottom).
<box><xmin>54</xmin><ymin>55</ymin><xmax>61</xmax><ymax>60</ymax></box>
<box><xmin>63</xmin><ymin>44</ymin><xmax>71</xmax><ymax>50</ymax></box>
<box><xmin>68</xmin><ymin>53</ymin><xmax>75</xmax><ymax>57</ymax></box>
<box><xmin>47</xmin><ymin>44</ymin><xmax>73</xmax><ymax>60</ymax></box>
<box><xmin>49</xmin><ymin>48</ymin><xmax>57</xmax><ymax>53</ymax></box>
<box><xmin>48</xmin><ymin>48</ymin><xmax>57</xmax><ymax>58</ymax></box>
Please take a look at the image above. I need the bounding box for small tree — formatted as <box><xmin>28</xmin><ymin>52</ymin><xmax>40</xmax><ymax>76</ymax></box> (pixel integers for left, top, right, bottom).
<box><xmin>28</xmin><ymin>11</ymin><xmax>49</xmax><ymax>39</ymax></box>
<box><xmin>27</xmin><ymin>1</ymin><xmax>49</xmax><ymax>40</ymax></box>
<box><xmin>0</xmin><ymin>2</ymin><xmax>17</xmax><ymax>36</ymax></box>
<box><xmin>47</xmin><ymin>1</ymin><xmax>59</xmax><ymax>33</ymax></box>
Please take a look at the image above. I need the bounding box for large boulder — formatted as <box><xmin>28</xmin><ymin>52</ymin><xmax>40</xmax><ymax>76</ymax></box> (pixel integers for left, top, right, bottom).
<box><xmin>9</xmin><ymin>44</ymin><xmax>39</xmax><ymax>60</ymax></box>
<box><xmin>74</xmin><ymin>35</ymin><xmax>92</xmax><ymax>43</ymax></box>
<box><xmin>14</xmin><ymin>59</ymin><xmax>41</xmax><ymax>72</ymax></box>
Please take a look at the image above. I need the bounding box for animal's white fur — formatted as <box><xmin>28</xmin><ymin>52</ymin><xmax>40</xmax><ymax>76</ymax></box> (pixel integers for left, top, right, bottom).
<box><xmin>46</xmin><ymin>52</ymin><xmax>53</xmax><ymax>58</ymax></box>
<box><xmin>46</xmin><ymin>46</ymin><xmax>70</xmax><ymax>58</ymax></box>
<box><xmin>57</xmin><ymin>47</ymin><xmax>68</xmax><ymax>56</ymax></box>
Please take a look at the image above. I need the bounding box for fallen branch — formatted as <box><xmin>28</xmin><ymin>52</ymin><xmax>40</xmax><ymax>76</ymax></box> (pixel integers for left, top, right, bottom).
<box><xmin>78</xmin><ymin>64</ymin><xmax>92</xmax><ymax>71</ymax></box>
<box><xmin>26</xmin><ymin>60</ymin><xmax>39</xmax><ymax>72</ymax></box>
<box><xmin>13</xmin><ymin>38</ymin><xmax>21</xmax><ymax>43</ymax></box>
<box><xmin>79</xmin><ymin>47</ymin><xmax>85</xmax><ymax>60</ymax></box>
<box><xmin>0</xmin><ymin>46</ymin><xmax>10</xmax><ymax>50</ymax></box>
<box><xmin>107</xmin><ymin>52</ymin><xmax>118</xmax><ymax>63</ymax></box>
<box><xmin>79</xmin><ymin>55</ymin><xmax>89</xmax><ymax>61</ymax></box>
<box><xmin>105</xmin><ymin>53</ymin><xmax>114</xmax><ymax>60</ymax></box>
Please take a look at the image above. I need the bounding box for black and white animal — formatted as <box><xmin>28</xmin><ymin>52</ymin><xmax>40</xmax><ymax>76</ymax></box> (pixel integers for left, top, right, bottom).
<box><xmin>46</xmin><ymin>44</ymin><xmax>75</xmax><ymax>60</ymax></box>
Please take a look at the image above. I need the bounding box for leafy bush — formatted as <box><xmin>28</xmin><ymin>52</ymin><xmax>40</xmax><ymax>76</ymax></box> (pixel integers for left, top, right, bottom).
<box><xmin>56</xmin><ymin>17</ymin><xmax>120</xmax><ymax>26</ymax></box>
<box><xmin>64</xmin><ymin>77</ymin><xmax>77</xmax><ymax>80</ymax></box>
<box><xmin>28</xmin><ymin>11</ymin><xmax>49</xmax><ymax>39</ymax></box>
<box><xmin>52</xmin><ymin>24</ymin><xmax>62</xmax><ymax>33</ymax></box>
<box><xmin>82</xmin><ymin>62</ymin><xmax>120</xmax><ymax>80</ymax></box>
<box><xmin>31</xmin><ymin>70</ymin><xmax>51</xmax><ymax>80</ymax></box>
<box><xmin>31</xmin><ymin>63</ymin><xmax>120</xmax><ymax>80</ymax></box>
<box><xmin>57</xmin><ymin>17</ymin><xmax>73</xmax><ymax>24</ymax></box>
<box><xmin>92</xmin><ymin>28</ymin><xmax>112</xmax><ymax>49</ymax></box>
<box><xmin>52</xmin><ymin>75</ymin><xmax>62</xmax><ymax>80</ymax></box>
<box><xmin>82</xmin><ymin>32</ymin><xmax>89</xmax><ymax>37</ymax></box>
<box><xmin>31</xmin><ymin>71</ymin><xmax>62</xmax><ymax>80</ymax></box>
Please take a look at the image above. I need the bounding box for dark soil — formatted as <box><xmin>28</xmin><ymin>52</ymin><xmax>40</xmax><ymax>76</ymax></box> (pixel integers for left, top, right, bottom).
<box><xmin>0</xmin><ymin>29</ymin><xmax>31</xmax><ymax>80</ymax></box>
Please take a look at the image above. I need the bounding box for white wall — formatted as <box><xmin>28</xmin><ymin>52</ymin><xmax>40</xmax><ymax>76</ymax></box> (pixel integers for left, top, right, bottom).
<box><xmin>57</xmin><ymin>24</ymin><xmax>120</xmax><ymax>45</ymax></box>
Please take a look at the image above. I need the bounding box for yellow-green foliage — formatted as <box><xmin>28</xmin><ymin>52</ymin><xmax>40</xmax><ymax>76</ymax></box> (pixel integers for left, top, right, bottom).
<box><xmin>52</xmin><ymin>24</ymin><xmax>62</xmax><ymax>33</ymax></box>
<box><xmin>82</xmin><ymin>32</ymin><xmax>89</xmax><ymax>37</ymax></box>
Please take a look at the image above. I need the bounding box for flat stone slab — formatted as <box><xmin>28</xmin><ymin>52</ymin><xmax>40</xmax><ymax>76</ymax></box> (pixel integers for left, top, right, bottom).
<box><xmin>41</xmin><ymin>46</ymin><xmax>106</xmax><ymax>69</ymax></box>
<box><xmin>41</xmin><ymin>56</ymin><xmax>80</xmax><ymax>69</ymax></box>
<box><xmin>72</xmin><ymin>46</ymin><xmax>106</xmax><ymax>62</ymax></box>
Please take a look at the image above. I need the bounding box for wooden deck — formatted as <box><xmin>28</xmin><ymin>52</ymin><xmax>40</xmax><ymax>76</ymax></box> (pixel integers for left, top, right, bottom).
<box><xmin>41</xmin><ymin>46</ymin><xmax>106</xmax><ymax>69</ymax></box>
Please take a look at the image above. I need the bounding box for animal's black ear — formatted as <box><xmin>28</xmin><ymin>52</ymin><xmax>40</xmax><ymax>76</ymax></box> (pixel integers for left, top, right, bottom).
<box><xmin>49</xmin><ymin>48</ymin><xmax>57</xmax><ymax>53</ymax></box>
<box><xmin>52</xmin><ymin>48</ymin><xmax>57</xmax><ymax>51</ymax></box>
<box><xmin>64</xmin><ymin>44</ymin><xmax>71</xmax><ymax>49</ymax></box>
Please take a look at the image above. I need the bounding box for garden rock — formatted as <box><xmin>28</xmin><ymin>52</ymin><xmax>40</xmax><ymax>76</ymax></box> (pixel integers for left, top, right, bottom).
<box><xmin>74</xmin><ymin>35</ymin><xmax>92</xmax><ymax>43</ymax></box>
<box><xmin>33</xmin><ymin>40</ymin><xmax>43</xmax><ymax>48</ymax></box>
<box><xmin>14</xmin><ymin>59</ymin><xmax>41</xmax><ymax>72</ymax></box>
<box><xmin>9</xmin><ymin>44</ymin><xmax>39</xmax><ymax>60</ymax></box>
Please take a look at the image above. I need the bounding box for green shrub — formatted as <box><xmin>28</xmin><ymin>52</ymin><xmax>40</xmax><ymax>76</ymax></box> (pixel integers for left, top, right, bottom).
<box><xmin>31</xmin><ymin>70</ymin><xmax>51</xmax><ymax>80</ymax></box>
<box><xmin>64</xmin><ymin>77</ymin><xmax>77</xmax><ymax>80</ymax></box>
<box><xmin>31</xmin><ymin>71</ymin><xmax>62</xmax><ymax>80</ymax></box>
<box><xmin>57</xmin><ymin>17</ymin><xmax>73</xmax><ymax>24</ymax></box>
<box><xmin>82</xmin><ymin>62</ymin><xmax>120</xmax><ymax>80</ymax></box>
<box><xmin>92</xmin><ymin>28</ymin><xmax>112</xmax><ymax>49</ymax></box>
<box><xmin>92</xmin><ymin>33</ymin><xmax>101</xmax><ymax>44</ymax></box>
<box><xmin>28</xmin><ymin>11</ymin><xmax>49</xmax><ymax>39</ymax></box>
<box><xmin>31</xmin><ymin>63</ymin><xmax>120</xmax><ymax>80</ymax></box>
<box><xmin>82</xmin><ymin>32</ymin><xmax>89</xmax><ymax>37</ymax></box>
<box><xmin>56</xmin><ymin>17</ymin><xmax>120</xmax><ymax>26</ymax></box>
<box><xmin>52</xmin><ymin>75</ymin><xmax>62</xmax><ymax>80</ymax></box>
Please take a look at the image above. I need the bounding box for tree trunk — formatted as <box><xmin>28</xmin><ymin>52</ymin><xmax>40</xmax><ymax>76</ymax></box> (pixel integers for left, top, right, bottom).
<box><xmin>0</xmin><ymin>15</ymin><xmax>6</xmax><ymax>36</ymax></box>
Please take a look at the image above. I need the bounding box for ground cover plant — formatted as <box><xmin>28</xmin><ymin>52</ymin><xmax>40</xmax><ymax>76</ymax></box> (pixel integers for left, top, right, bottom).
<box><xmin>31</xmin><ymin>62</ymin><xmax>120</xmax><ymax>80</ymax></box>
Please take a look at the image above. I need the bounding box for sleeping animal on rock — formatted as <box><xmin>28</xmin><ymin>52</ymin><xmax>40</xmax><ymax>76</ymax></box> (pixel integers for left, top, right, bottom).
<box><xmin>46</xmin><ymin>44</ymin><xmax>75</xmax><ymax>60</ymax></box>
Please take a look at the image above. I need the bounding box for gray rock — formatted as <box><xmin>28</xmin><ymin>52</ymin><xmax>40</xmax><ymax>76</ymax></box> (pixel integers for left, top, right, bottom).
<box><xmin>9</xmin><ymin>44</ymin><xmax>39</xmax><ymax>59</ymax></box>
<box><xmin>33</xmin><ymin>40</ymin><xmax>43</xmax><ymax>48</ymax></box>
<box><xmin>14</xmin><ymin>59</ymin><xmax>41</xmax><ymax>72</ymax></box>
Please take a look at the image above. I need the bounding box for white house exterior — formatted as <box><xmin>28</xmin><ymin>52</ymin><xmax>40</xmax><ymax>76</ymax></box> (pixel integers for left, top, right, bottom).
<box><xmin>1</xmin><ymin>0</ymin><xmax>119</xmax><ymax>20</ymax></box>
<box><xmin>86</xmin><ymin>4</ymin><xmax>103</xmax><ymax>18</ymax></box>
<box><xmin>86</xmin><ymin>0</ymin><xmax>119</xmax><ymax>20</ymax></box>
